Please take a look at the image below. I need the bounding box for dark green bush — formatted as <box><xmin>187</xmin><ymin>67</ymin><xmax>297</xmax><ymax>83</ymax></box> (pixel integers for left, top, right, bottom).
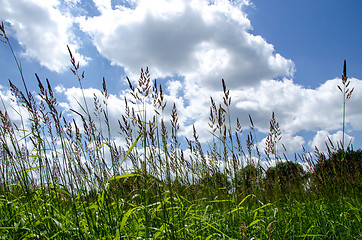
<box><xmin>312</xmin><ymin>148</ymin><xmax>362</xmax><ymax>192</ymax></box>
<box><xmin>264</xmin><ymin>161</ymin><xmax>306</xmax><ymax>195</ymax></box>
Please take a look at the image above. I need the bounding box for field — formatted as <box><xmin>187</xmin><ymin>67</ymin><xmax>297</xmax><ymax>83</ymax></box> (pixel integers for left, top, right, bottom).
<box><xmin>0</xmin><ymin>23</ymin><xmax>361</xmax><ymax>239</ymax></box>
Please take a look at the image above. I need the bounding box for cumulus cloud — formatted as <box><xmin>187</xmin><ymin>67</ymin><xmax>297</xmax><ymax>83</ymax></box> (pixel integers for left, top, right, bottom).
<box><xmin>309</xmin><ymin>130</ymin><xmax>354</xmax><ymax>153</ymax></box>
<box><xmin>230</xmin><ymin>77</ymin><xmax>362</xmax><ymax>153</ymax></box>
<box><xmin>72</xmin><ymin>0</ymin><xmax>298</xmax><ymax>146</ymax></box>
<box><xmin>0</xmin><ymin>85</ymin><xmax>30</xmax><ymax>128</ymax></box>
<box><xmin>54</xmin><ymin>86</ymin><xmax>128</xmax><ymax>134</ymax></box>
<box><xmin>77</xmin><ymin>0</ymin><xmax>294</xmax><ymax>89</ymax></box>
<box><xmin>233</xmin><ymin>77</ymin><xmax>362</xmax><ymax>132</ymax></box>
<box><xmin>5</xmin><ymin>72</ymin><xmax>359</xmax><ymax>162</ymax></box>
<box><xmin>0</xmin><ymin>0</ymin><xmax>89</xmax><ymax>72</ymax></box>
<box><xmin>258</xmin><ymin>132</ymin><xmax>305</xmax><ymax>157</ymax></box>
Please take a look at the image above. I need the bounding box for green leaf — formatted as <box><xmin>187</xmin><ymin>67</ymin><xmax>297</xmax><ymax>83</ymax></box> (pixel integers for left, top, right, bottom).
<box><xmin>205</xmin><ymin>233</ymin><xmax>220</xmax><ymax>240</ymax></box>
<box><xmin>152</xmin><ymin>223</ymin><xmax>165</xmax><ymax>239</ymax></box>
<box><xmin>251</xmin><ymin>203</ymin><xmax>272</xmax><ymax>213</ymax></box>
<box><xmin>119</xmin><ymin>207</ymin><xmax>141</xmax><ymax>232</ymax></box>
<box><xmin>121</xmin><ymin>130</ymin><xmax>144</xmax><ymax>164</ymax></box>
<box><xmin>190</xmin><ymin>215</ymin><xmax>231</xmax><ymax>239</ymax></box>
<box><xmin>238</xmin><ymin>194</ymin><xmax>252</xmax><ymax>207</ymax></box>
<box><xmin>0</xmin><ymin>226</ymin><xmax>16</xmax><ymax>230</ymax></box>
<box><xmin>106</xmin><ymin>173</ymin><xmax>140</xmax><ymax>182</ymax></box>
<box><xmin>15</xmin><ymin>165</ymin><xmax>45</xmax><ymax>175</ymax></box>
<box><xmin>247</xmin><ymin>219</ymin><xmax>261</xmax><ymax>229</ymax></box>
<box><xmin>225</xmin><ymin>194</ymin><xmax>252</xmax><ymax>215</ymax></box>
<box><xmin>297</xmin><ymin>234</ymin><xmax>326</xmax><ymax>237</ymax></box>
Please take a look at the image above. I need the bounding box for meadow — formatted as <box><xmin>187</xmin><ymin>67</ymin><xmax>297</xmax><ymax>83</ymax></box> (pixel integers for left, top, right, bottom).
<box><xmin>0</xmin><ymin>22</ymin><xmax>361</xmax><ymax>239</ymax></box>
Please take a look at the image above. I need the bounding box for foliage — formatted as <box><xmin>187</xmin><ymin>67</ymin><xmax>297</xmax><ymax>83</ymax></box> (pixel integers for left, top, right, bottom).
<box><xmin>264</xmin><ymin>161</ymin><xmax>306</xmax><ymax>195</ymax></box>
<box><xmin>312</xmin><ymin>147</ymin><xmax>362</xmax><ymax>192</ymax></box>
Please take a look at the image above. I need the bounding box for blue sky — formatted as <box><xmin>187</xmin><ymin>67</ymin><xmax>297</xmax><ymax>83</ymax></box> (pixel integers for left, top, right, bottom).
<box><xmin>1</xmin><ymin>0</ymin><xmax>362</xmax><ymax>156</ymax></box>
<box><xmin>249</xmin><ymin>0</ymin><xmax>362</xmax><ymax>87</ymax></box>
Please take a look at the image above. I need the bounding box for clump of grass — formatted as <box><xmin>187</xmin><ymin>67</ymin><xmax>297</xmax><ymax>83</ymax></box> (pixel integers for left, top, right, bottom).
<box><xmin>0</xmin><ymin>22</ymin><xmax>361</xmax><ymax>239</ymax></box>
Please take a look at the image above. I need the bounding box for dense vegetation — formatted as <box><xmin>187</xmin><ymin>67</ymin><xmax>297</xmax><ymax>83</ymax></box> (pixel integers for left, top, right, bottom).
<box><xmin>0</xmin><ymin>22</ymin><xmax>361</xmax><ymax>239</ymax></box>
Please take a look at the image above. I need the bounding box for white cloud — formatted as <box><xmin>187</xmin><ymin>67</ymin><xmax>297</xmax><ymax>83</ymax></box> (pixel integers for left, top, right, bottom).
<box><xmin>78</xmin><ymin>0</ymin><xmax>294</xmax><ymax>89</ymax></box>
<box><xmin>73</xmin><ymin>0</ymin><xmax>298</xmax><ymax>146</ymax></box>
<box><xmin>166</xmin><ymin>80</ymin><xmax>183</xmax><ymax>98</ymax></box>
<box><xmin>0</xmin><ymin>0</ymin><xmax>89</xmax><ymax>72</ymax></box>
<box><xmin>57</xmin><ymin>86</ymin><xmax>128</xmax><ymax>134</ymax></box>
<box><xmin>232</xmin><ymin>77</ymin><xmax>362</xmax><ymax>134</ymax></box>
<box><xmin>0</xmin><ymin>85</ymin><xmax>30</xmax><ymax>129</ymax></box>
<box><xmin>309</xmin><ymin>130</ymin><xmax>354</xmax><ymax>153</ymax></box>
<box><xmin>258</xmin><ymin>132</ymin><xmax>305</xmax><ymax>156</ymax></box>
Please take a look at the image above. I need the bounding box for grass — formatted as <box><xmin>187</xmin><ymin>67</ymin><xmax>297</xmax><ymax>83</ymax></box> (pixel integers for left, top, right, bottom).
<box><xmin>0</xmin><ymin>22</ymin><xmax>361</xmax><ymax>239</ymax></box>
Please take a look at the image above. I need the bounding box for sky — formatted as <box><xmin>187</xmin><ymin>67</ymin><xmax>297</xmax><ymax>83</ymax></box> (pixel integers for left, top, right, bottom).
<box><xmin>1</xmin><ymin>0</ymin><xmax>362</xmax><ymax>157</ymax></box>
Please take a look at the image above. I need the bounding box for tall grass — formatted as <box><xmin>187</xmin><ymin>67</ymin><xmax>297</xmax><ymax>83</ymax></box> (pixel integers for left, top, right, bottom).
<box><xmin>338</xmin><ymin>60</ymin><xmax>354</xmax><ymax>152</ymax></box>
<box><xmin>0</xmin><ymin>22</ymin><xmax>361</xmax><ymax>239</ymax></box>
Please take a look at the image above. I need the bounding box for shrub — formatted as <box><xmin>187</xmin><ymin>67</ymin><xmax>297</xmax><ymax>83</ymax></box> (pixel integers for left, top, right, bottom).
<box><xmin>264</xmin><ymin>161</ymin><xmax>306</xmax><ymax>195</ymax></box>
<box><xmin>312</xmin><ymin>148</ymin><xmax>362</xmax><ymax>191</ymax></box>
<box><xmin>235</xmin><ymin>163</ymin><xmax>263</xmax><ymax>196</ymax></box>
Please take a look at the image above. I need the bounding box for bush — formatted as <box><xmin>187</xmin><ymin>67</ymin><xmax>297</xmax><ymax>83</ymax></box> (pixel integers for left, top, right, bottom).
<box><xmin>235</xmin><ymin>163</ymin><xmax>263</xmax><ymax>196</ymax></box>
<box><xmin>264</xmin><ymin>161</ymin><xmax>306</xmax><ymax>195</ymax></box>
<box><xmin>312</xmin><ymin>148</ymin><xmax>362</xmax><ymax>191</ymax></box>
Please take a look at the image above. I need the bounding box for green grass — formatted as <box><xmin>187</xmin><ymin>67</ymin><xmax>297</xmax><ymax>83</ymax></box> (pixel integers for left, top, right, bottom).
<box><xmin>0</xmin><ymin>22</ymin><xmax>361</xmax><ymax>239</ymax></box>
